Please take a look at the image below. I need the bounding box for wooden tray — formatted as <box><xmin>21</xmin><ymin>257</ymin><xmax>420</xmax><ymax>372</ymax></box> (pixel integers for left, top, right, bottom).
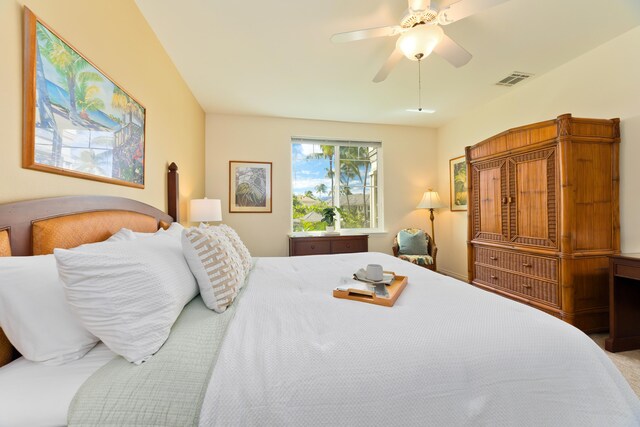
<box><xmin>333</xmin><ymin>275</ymin><xmax>408</xmax><ymax>307</ymax></box>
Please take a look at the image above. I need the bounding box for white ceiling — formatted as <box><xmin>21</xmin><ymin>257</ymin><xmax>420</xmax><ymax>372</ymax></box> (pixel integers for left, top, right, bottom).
<box><xmin>135</xmin><ymin>0</ymin><xmax>640</xmax><ymax>128</ymax></box>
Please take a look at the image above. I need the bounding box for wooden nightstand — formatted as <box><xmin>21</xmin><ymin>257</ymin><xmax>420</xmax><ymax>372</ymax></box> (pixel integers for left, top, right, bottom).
<box><xmin>605</xmin><ymin>254</ymin><xmax>640</xmax><ymax>352</ymax></box>
<box><xmin>289</xmin><ymin>234</ymin><xmax>368</xmax><ymax>256</ymax></box>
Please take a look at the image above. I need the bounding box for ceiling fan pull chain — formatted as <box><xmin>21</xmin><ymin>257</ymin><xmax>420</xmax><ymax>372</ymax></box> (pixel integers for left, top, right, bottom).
<box><xmin>418</xmin><ymin>56</ymin><xmax>422</xmax><ymax>112</ymax></box>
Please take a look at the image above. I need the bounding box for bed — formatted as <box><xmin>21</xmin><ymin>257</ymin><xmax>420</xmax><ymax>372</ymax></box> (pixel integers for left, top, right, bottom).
<box><xmin>0</xmin><ymin>166</ymin><xmax>638</xmax><ymax>426</ymax></box>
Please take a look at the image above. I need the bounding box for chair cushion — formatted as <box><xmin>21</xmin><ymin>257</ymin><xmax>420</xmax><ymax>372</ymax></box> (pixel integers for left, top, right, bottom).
<box><xmin>397</xmin><ymin>229</ymin><xmax>429</xmax><ymax>255</ymax></box>
<box><xmin>398</xmin><ymin>254</ymin><xmax>434</xmax><ymax>266</ymax></box>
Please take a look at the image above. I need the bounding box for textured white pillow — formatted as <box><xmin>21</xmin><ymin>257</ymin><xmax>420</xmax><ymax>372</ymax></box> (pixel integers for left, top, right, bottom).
<box><xmin>182</xmin><ymin>227</ymin><xmax>244</xmax><ymax>313</ymax></box>
<box><xmin>0</xmin><ymin>255</ymin><xmax>98</xmax><ymax>365</ymax></box>
<box><xmin>215</xmin><ymin>224</ymin><xmax>253</xmax><ymax>276</ymax></box>
<box><xmin>55</xmin><ymin>233</ymin><xmax>198</xmax><ymax>364</ymax></box>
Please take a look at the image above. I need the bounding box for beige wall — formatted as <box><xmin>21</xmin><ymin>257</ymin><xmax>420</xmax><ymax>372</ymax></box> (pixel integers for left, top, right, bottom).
<box><xmin>206</xmin><ymin>114</ymin><xmax>438</xmax><ymax>256</ymax></box>
<box><xmin>436</xmin><ymin>26</ymin><xmax>640</xmax><ymax>279</ymax></box>
<box><xmin>0</xmin><ymin>0</ymin><xmax>205</xmax><ymax>216</ymax></box>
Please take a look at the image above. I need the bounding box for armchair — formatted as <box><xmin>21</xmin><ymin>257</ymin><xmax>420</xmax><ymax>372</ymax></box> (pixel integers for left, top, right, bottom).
<box><xmin>392</xmin><ymin>228</ymin><xmax>437</xmax><ymax>271</ymax></box>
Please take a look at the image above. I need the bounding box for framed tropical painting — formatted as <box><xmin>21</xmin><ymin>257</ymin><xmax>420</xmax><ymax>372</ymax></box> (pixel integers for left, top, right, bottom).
<box><xmin>22</xmin><ymin>8</ymin><xmax>145</xmax><ymax>188</ymax></box>
<box><xmin>229</xmin><ymin>161</ymin><xmax>272</xmax><ymax>213</ymax></box>
<box><xmin>449</xmin><ymin>155</ymin><xmax>468</xmax><ymax>211</ymax></box>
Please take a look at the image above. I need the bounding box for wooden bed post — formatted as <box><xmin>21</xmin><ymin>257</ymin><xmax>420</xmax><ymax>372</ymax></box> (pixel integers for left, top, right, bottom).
<box><xmin>168</xmin><ymin>162</ymin><xmax>179</xmax><ymax>223</ymax></box>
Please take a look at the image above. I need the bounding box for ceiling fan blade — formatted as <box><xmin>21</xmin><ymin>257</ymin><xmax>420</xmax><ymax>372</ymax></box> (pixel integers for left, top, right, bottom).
<box><xmin>434</xmin><ymin>0</ymin><xmax>509</xmax><ymax>24</ymax></box>
<box><xmin>408</xmin><ymin>0</ymin><xmax>431</xmax><ymax>13</ymax></box>
<box><xmin>373</xmin><ymin>47</ymin><xmax>404</xmax><ymax>83</ymax></box>
<box><xmin>431</xmin><ymin>0</ymin><xmax>459</xmax><ymax>9</ymax></box>
<box><xmin>433</xmin><ymin>34</ymin><xmax>472</xmax><ymax>67</ymax></box>
<box><xmin>331</xmin><ymin>25</ymin><xmax>401</xmax><ymax>43</ymax></box>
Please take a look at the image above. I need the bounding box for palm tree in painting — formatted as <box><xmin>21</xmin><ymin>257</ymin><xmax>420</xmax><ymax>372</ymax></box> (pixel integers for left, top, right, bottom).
<box><xmin>112</xmin><ymin>87</ymin><xmax>131</xmax><ymax>124</ymax></box>
<box><xmin>75</xmin><ymin>73</ymin><xmax>105</xmax><ymax>121</ymax></box>
<box><xmin>36</xmin><ymin>24</ymin><xmax>104</xmax><ymax>125</ymax></box>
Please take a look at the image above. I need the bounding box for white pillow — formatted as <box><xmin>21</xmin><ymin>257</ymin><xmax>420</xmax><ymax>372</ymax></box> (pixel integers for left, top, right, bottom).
<box><xmin>0</xmin><ymin>255</ymin><xmax>98</xmax><ymax>365</ymax></box>
<box><xmin>55</xmin><ymin>233</ymin><xmax>198</xmax><ymax>364</ymax></box>
<box><xmin>212</xmin><ymin>224</ymin><xmax>253</xmax><ymax>276</ymax></box>
<box><xmin>163</xmin><ymin>222</ymin><xmax>185</xmax><ymax>238</ymax></box>
<box><xmin>182</xmin><ymin>227</ymin><xmax>244</xmax><ymax>313</ymax></box>
<box><xmin>106</xmin><ymin>228</ymin><xmax>137</xmax><ymax>242</ymax></box>
<box><xmin>129</xmin><ymin>222</ymin><xmax>183</xmax><ymax>239</ymax></box>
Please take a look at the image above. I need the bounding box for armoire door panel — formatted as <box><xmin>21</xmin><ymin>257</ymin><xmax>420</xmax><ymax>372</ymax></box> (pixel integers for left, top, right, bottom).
<box><xmin>479</xmin><ymin>168</ymin><xmax>502</xmax><ymax>234</ymax></box>
<box><xmin>509</xmin><ymin>149</ymin><xmax>557</xmax><ymax>248</ymax></box>
<box><xmin>515</xmin><ymin>159</ymin><xmax>548</xmax><ymax>238</ymax></box>
<box><xmin>471</xmin><ymin>159</ymin><xmax>508</xmax><ymax>242</ymax></box>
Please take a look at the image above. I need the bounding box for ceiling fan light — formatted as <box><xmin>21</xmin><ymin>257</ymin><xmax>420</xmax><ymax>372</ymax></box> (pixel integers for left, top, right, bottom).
<box><xmin>397</xmin><ymin>24</ymin><xmax>444</xmax><ymax>61</ymax></box>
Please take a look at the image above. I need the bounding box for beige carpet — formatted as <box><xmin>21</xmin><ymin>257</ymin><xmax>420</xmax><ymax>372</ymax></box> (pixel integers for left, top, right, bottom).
<box><xmin>591</xmin><ymin>333</ymin><xmax>640</xmax><ymax>397</ymax></box>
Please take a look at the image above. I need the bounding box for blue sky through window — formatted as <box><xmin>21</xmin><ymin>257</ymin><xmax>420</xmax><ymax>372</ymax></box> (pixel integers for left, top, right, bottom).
<box><xmin>291</xmin><ymin>143</ymin><xmax>332</xmax><ymax>196</ymax></box>
<box><xmin>292</xmin><ymin>143</ymin><xmax>373</xmax><ymax>196</ymax></box>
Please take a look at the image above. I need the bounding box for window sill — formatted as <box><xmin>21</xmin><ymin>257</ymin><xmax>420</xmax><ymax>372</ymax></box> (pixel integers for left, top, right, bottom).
<box><xmin>289</xmin><ymin>230</ymin><xmax>388</xmax><ymax>237</ymax></box>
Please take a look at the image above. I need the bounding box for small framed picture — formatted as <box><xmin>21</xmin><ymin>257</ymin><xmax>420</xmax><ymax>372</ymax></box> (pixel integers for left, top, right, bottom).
<box><xmin>229</xmin><ymin>161</ymin><xmax>272</xmax><ymax>213</ymax></box>
<box><xmin>449</xmin><ymin>155</ymin><xmax>468</xmax><ymax>211</ymax></box>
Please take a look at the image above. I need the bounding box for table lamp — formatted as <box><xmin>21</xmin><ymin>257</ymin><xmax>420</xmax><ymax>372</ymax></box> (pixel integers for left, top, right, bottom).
<box><xmin>190</xmin><ymin>198</ymin><xmax>222</xmax><ymax>225</ymax></box>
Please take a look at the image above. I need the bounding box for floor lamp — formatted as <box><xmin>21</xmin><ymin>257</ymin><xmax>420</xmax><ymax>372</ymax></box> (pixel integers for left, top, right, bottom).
<box><xmin>416</xmin><ymin>189</ymin><xmax>443</xmax><ymax>243</ymax></box>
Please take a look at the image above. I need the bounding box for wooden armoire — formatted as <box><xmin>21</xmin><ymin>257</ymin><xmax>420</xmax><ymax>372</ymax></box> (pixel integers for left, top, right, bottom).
<box><xmin>466</xmin><ymin>114</ymin><xmax>620</xmax><ymax>332</ymax></box>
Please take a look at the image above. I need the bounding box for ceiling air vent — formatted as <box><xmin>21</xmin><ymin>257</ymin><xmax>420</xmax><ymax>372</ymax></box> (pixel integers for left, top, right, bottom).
<box><xmin>496</xmin><ymin>72</ymin><xmax>534</xmax><ymax>87</ymax></box>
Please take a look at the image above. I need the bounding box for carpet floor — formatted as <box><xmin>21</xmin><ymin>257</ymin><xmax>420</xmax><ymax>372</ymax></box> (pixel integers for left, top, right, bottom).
<box><xmin>591</xmin><ymin>333</ymin><xmax>640</xmax><ymax>397</ymax></box>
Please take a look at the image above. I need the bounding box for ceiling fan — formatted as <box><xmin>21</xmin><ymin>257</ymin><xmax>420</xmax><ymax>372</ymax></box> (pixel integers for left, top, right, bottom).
<box><xmin>331</xmin><ymin>0</ymin><xmax>509</xmax><ymax>82</ymax></box>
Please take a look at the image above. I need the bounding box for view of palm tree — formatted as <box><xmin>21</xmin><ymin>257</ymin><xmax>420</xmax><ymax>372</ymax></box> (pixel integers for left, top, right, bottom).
<box><xmin>292</xmin><ymin>142</ymin><xmax>379</xmax><ymax>232</ymax></box>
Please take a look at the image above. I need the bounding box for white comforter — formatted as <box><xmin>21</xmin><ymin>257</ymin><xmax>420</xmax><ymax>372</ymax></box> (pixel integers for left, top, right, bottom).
<box><xmin>200</xmin><ymin>252</ymin><xmax>640</xmax><ymax>426</ymax></box>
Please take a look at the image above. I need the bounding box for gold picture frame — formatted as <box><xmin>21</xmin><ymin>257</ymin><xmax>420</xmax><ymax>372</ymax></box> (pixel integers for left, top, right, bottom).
<box><xmin>229</xmin><ymin>161</ymin><xmax>272</xmax><ymax>213</ymax></box>
<box><xmin>449</xmin><ymin>155</ymin><xmax>467</xmax><ymax>211</ymax></box>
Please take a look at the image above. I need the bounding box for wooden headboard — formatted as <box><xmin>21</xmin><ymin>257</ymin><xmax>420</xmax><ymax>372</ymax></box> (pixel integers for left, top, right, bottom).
<box><xmin>0</xmin><ymin>163</ymin><xmax>180</xmax><ymax>366</ymax></box>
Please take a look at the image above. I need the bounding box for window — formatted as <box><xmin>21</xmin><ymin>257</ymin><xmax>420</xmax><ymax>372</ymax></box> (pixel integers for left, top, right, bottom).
<box><xmin>291</xmin><ymin>138</ymin><xmax>383</xmax><ymax>233</ymax></box>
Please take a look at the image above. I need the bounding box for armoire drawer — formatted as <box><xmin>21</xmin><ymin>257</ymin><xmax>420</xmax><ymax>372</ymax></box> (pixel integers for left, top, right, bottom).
<box><xmin>474</xmin><ymin>264</ymin><xmax>559</xmax><ymax>307</ymax></box>
<box><xmin>475</xmin><ymin>246</ymin><xmax>558</xmax><ymax>282</ymax></box>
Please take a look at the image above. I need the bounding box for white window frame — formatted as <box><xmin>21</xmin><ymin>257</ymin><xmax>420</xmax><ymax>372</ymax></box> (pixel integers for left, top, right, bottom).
<box><xmin>290</xmin><ymin>137</ymin><xmax>384</xmax><ymax>234</ymax></box>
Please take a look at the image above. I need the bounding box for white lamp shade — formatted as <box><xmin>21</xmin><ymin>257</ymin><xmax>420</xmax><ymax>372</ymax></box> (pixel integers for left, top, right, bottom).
<box><xmin>190</xmin><ymin>198</ymin><xmax>222</xmax><ymax>222</ymax></box>
<box><xmin>397</xmin><ymin>24</ymin><xmax>444</xmax><ymax>61</ymax></box>
<box><xmin>416</xmin><ymin>190</ymin><xmax>443</xmax><ymax>209</ymax></box>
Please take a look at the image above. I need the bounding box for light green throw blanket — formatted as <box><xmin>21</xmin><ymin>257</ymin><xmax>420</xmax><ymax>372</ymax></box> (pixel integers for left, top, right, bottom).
<box><xmin>68</xmin><ymin>295</ymin><xmax>237</xmax><ymax>426</ymax></box>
